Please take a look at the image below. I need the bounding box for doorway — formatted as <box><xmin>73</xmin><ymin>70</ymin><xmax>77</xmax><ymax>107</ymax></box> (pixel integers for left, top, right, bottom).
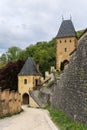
<box><xmin>60</xmin><ymin>60</ymin><xmax>69</xmax><ymax>71</ymax></box>
<box><xmin>22</xmin><ymin>93</ymin><xmax>29</xmax><ymax>104</ymax></box>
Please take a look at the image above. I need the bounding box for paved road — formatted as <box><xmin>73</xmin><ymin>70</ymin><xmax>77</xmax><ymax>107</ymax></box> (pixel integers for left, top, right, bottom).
<box><xmin>0</xmin><ymin>106</ymin><xmax>58</xmax><ymax>130</ymax></box>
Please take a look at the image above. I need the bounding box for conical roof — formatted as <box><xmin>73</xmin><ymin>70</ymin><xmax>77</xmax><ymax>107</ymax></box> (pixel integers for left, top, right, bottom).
<box><xmin>56</xmin><ymin>20</ymin><xmax>76</xmax><ymax>38</ymax></box>
<box><xmin>18</xmin><ymin>57</ymin><xmax>41</xmax><ymax>76</ymax></box>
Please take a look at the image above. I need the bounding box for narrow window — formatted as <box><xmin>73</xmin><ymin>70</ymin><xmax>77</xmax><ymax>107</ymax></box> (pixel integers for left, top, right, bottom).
<box><xmin>65</xmin><ymin>40</ymin><xmax>66</xmax><ymax>43</ymax></box>
<box><xmin>24</xmin><ymin>79</ymin><xmax>27</xmax><ymax>84</ymax></box>
<box><xmin>64</xmin><ymin>48</ymin><xmax>67</xmax><ymax>52</ymax></box>
<box><xmin>60</xmin><ymin>40</ymin><xmax>62</xmax><ymax>43</ymax></box>
<box><xmin>70</xmin><ymin>40</ymin><xmax>71</xmax><ymax>42</ymax></box>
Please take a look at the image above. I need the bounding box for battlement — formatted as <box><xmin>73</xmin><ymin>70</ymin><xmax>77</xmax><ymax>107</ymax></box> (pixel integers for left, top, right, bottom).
<box><xmin>0</xmin><ymin>88</ymin><xmax>21</xmax><ymax>117</ymax></box>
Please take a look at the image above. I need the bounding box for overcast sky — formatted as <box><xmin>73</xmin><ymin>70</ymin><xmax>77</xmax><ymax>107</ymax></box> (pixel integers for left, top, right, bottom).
<box><xmin>0</xmin><ymin>0</ymin><xmax>87</xmax><ymax>55</ymax></box>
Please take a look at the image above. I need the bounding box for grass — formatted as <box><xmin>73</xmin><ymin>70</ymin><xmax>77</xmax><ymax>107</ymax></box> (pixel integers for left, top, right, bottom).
<box><xmin>45</xmin><ymin>106</ymin><xmax>87</xmax><ymax>130</ymax></box>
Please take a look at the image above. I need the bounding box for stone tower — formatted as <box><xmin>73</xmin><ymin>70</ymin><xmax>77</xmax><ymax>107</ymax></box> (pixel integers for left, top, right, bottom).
<box><xmin>56</xmin><ymin>19</ymin><xmax>77</xmax><ymax>71</ymax></box>
<box><xmin>18</xmin><ymin>57</ymin><xmax>42</xmax><ymax>105</ymax></box>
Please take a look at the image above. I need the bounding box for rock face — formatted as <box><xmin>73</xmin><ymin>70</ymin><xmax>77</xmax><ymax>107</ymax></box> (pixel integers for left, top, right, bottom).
<box><xmin>29</xmin><ymin>80</ymin><xmax>55</xmax><ymax>108</ymax></box>
<box><xmin>52</xmin><ymin>35</ymin><xmax>87</xmax><ymax>126</ymax></box>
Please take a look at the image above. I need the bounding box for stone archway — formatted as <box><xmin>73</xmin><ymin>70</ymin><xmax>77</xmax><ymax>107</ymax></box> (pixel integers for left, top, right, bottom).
<box><xmin>60</xmin><ymin>60</ymin><xmax>69</xmax><ymax>71</ymax></box>
<box><xmin>22</xmin><ymin>93</ymin><xmax>29</xmax><ymax>105</ymax></box>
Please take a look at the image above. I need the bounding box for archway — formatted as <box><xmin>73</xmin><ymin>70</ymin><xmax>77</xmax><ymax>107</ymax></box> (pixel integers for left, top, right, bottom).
<box><xmin>60</xmin><ymin>60</ymin><xmax>69</xmax><ymax>71</ymax></box>
<box><xmin>22</xmin><ymin>93</ymin><xmax>29</xmax><ymax>104</ymax></box>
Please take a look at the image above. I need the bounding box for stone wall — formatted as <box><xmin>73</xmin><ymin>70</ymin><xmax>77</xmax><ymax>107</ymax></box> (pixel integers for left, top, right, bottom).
<box><xmin>0</xmin><ymin>89</ymin><xmax>21</xmax><ymax>117</ymax></box>
<box><xmin>52</xmin><ymin>35</ymin><xmax>87</xmax><ymax>126</ymax></box>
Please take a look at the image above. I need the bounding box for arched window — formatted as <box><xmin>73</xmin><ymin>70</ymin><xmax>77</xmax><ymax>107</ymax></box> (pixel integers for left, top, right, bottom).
<box><xmin>24</xmin><ymin>79</ymin><xmax>27</xmax><ymax>84</ymax></box>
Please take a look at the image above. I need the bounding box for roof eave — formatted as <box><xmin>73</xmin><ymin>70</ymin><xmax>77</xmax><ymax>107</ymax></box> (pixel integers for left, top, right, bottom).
<box><xmin>18</xmin><ymin>73</ymin><xmax>42</xmax><ymax>76</ymax></box>
<box><xmin>56</xmin><ymin>35</ymin><xmax>76</xmax><ymax>39</ymax></box>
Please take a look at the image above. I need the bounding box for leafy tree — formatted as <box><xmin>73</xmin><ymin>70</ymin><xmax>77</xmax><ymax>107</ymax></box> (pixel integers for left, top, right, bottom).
<box><xmin>0</xmin><ymin>53</ymin><xmax>7</xmax><ymax>68</ymax></box>
<box><xmin>18</xmin><ymin>50</ymin><xmax>28</xmax><ymax>61</ymax></box>
<box><xmin>0</xmin><ymin>38</ymin><xmax>56</xmax><ymax>75</ymax></box>
<box><xmin>0</xmin><ymin>60</ymin><xmax>24</xmax><ymax>91</ymax></box>
<box><xmin>0</xmin><ymin>46</ymin><xmax>22</xmax><ymax>65</ymax></box>
<box><xmin>7</xmin><ymin>46</ymin><xmax>22</xmax><ymax>61</ymax></box>
<box><xmin>25</xmin><ymin>39</ymin><xmax>56</xmax><ymax>74</ymax></box>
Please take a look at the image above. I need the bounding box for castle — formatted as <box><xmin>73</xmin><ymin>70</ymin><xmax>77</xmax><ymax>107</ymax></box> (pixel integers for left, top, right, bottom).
<box><xmin>56</xmin><ymin>19</ymin><xmax>77</xmax><ymax>71</ymax></box>
<box><xmin>17</xmin><ymin>19</ymin><xmax>78</xmax><ymax>106</ymax></box>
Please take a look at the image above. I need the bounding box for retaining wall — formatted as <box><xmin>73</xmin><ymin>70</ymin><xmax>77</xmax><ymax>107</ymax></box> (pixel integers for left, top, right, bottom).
<box><xmin>52</xmin><ymin>35</ymin><xmax>87</xmax><ymax>126</ymax></box>
<box><xmin>0</xmin><ymin>89</ymin><xmax>21</xmax><ymax>117</ymax></box>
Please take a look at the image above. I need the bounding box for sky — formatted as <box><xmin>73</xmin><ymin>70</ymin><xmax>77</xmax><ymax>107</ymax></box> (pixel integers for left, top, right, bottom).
<box><xmin>0</xmin><ymin>0</ymin><xmax>87</xmax><ymax>56</ymax></box>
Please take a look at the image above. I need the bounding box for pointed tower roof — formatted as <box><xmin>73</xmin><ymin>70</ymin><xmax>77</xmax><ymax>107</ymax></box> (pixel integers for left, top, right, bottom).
<box><xmin>18</xmin><ymin>57</ymin><xmax>41</xmax><ymax>76</ymax></box>
<box><xmin>56</xmin><ymin>20</ymin><xmax>76</xmax><ymax>38</ymax></box>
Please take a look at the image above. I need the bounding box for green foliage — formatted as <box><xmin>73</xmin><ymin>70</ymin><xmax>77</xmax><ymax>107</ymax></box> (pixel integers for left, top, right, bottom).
<box><xmin>20</xmin><ymin>38</ymin><xmax>56</xmax><ymax>74</ymax></box>
<box><xmin>7</xmin><ymin>46</ymin><xmax>22</xmax><ymax>61</ymax></box>
<box><xmin>76</xmin><ymin>30</ymin><xmax>84</xmax><ymax>38</ymax></box>
<box><xmin>0</xmin><ymin>46</ymin><xmax>22</xmax><ymax>65</ymax></box>
<box><xmin>54</xmin><ymin>71</ymin><xmax>61</xmax><ymax>79</ymax></box>
<box><xmin>46</xmin><ymin>106</ymin><xmax>87</xmax><ymax>130</ymax></box>
<box><xmin>0</xmin><ymin>29</ymin><xmax>84</xmax><ymax>74</ymax></box>
<box><xmin>0</xmin><ymin>39</ymin><xmax>56</xmax><ymax>74</ymax></box>
<box><xmin>0</xmin><ymin>29</ymin><xmax>84</xmax><ymax>73</ymax></box>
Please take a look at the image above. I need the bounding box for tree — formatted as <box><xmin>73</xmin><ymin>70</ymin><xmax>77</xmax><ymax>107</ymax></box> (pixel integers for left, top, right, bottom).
<box><xmin>0</xmin><ymin>38</ymin><xmax>56</xmax><ymax>74</ymax></box>
<box><xmin>0</xmin><ymin>53</ymin><xmax>7</xmax><ymax>67</ymax></box>
<box><xmin>7</xmin><ymin>46</ymin><xmax>22</xmax><ymax>61</ymax></box>
<box><xmin>0</xmin><ymin>60</ymin><xmax>24</xmax><ymax>91</ymax></box>
<box><xmin>0</xmin><ymin>46</ymin><xmax>22</xmax><ymax>65</ymax></box>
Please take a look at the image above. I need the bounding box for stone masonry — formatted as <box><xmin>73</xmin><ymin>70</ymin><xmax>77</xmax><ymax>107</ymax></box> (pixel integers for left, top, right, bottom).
<box><xmin>52</xmin><ymin>35</ymin><xmax>87</xmax><ymax>126</ymax></box>
<box><xmin>0</xmin><ymin>89</ymin><xmax>21</xmax><ymax>117</ymax></box>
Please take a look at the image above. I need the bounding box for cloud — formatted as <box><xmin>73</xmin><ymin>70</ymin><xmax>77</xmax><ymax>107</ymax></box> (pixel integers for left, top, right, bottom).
<box><xmin>0</xmin><ymin>0</ymin><xmax>87</xmax><ymax>55</ymax></box>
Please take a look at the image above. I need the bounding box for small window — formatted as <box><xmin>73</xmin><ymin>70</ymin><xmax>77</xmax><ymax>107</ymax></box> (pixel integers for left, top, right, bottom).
<box><xmin>60</xmin><ymin>40</ymin><xmax>62</xmax><ymax>43</ymax></box>
<box><xmin>64</xmin><ymin>48</ymin><xmax>67</xmax><ymax>52</ymax></box>
<box><xmin>24</xmin><ymin>79</ymin><xmax>27</xmax><ymax>84</ymax></box>
<box><xmin>65</xmin><ymin>40</ymin><xmax>66</xmax><ymax>43</ymax></box>
<box><xmin>70</xmin><ymin>40</ymin><xmax>71</xmax><ymax>42</ymax></box>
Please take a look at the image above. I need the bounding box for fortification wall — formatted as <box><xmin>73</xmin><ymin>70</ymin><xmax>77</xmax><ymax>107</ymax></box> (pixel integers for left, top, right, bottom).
<box><xmin>52</xmin><ymin>35</ymin><xmax>87</xmax><ymax>126</ymax></box>
<box><xmin>0</xmin><ymin>89</ymin><xmax>21</xmax><ymax>117</ymax></box>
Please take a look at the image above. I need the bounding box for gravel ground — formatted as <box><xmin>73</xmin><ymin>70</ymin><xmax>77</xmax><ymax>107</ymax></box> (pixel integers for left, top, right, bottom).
<box><xmin>0</xmin><ymin>106</ymin><xmax>59</xmax><ymax>130</ymax></box>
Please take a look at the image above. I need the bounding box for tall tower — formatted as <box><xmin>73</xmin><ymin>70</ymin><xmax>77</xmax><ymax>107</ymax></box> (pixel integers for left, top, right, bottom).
<box><xmin>56</xmin><ymin>19</ymin><xmax>77</xmax><ymax>71</ymax></box>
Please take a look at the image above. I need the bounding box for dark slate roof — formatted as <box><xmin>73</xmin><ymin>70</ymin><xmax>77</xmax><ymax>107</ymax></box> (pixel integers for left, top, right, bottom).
<box><xmin>18</xmin><ymin>57</ymin><xmax>41</xmax><ymax>76</ymax></box>
<box><xmin>56</xmin><ymin>20</ymin><xmax>76</xmax><ymax>38</ymax></box>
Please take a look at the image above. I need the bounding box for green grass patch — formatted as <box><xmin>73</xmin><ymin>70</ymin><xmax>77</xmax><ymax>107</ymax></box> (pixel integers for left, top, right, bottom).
<box><xmin>45</xmin><ymin>106</ymin><xmax>87</xmax><ymax>130</ymax></box>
